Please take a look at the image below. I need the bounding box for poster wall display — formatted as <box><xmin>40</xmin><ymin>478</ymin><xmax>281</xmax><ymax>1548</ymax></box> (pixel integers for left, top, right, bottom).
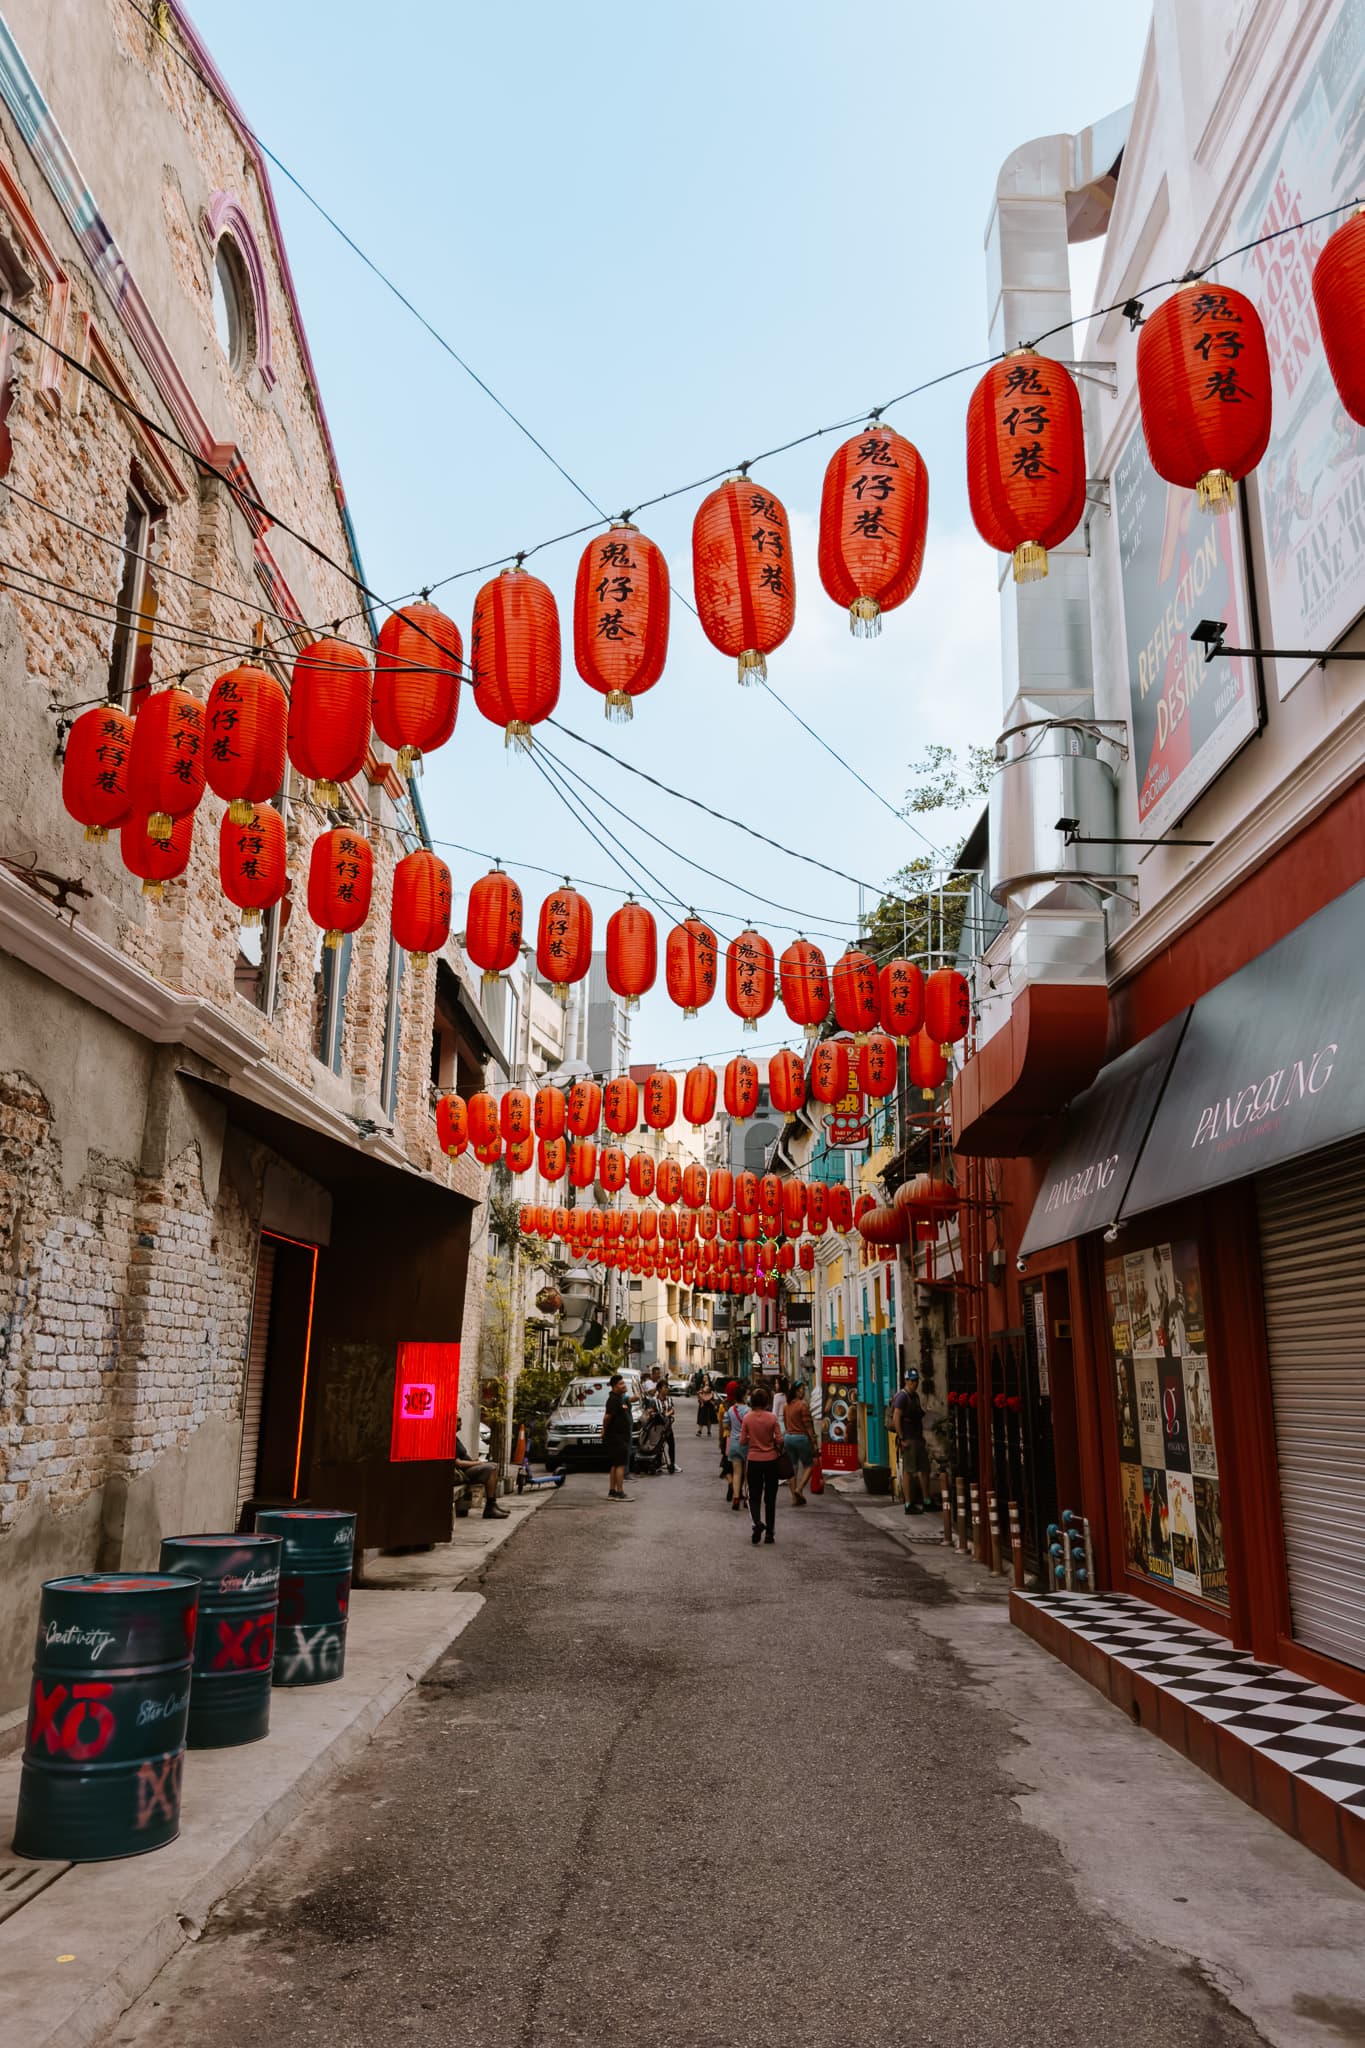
<box><xmin>1115</xmin><ymin>419</ymin><xmax>1262</xmax><ymax>839</ymax></box>
<box><xmin>819</xmin><ymin>1355</ymin><xmax>860</xmax><ymax>1472</ymax></box>
<box><xmin>1102</xmin><ymin>1240</ymin><xmax>1229</xmax><ymax>1608</ymax></box>
<box><xmin>1232</xmin><ymin>0</ymin><xmax>1365</xmax><ymax>699</ymax></box>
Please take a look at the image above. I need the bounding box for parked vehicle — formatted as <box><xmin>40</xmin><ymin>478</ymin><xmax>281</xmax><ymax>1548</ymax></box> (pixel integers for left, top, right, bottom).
<box><xmin>544</xmin><ymin>1372</ymin><xmax>646</xmax><ymax>1469</ymax></box>
<box><xmin>667</xmin><ymin>1372</ymin><xmax>689</xmax><ymax>1398</ymax></box>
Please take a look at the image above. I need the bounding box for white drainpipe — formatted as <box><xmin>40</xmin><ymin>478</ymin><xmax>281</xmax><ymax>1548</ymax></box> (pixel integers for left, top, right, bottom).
<box><xmin>984</xmin><ymin>113</ymin><xmax>1132</xmax><ymax>1000</ymax></box>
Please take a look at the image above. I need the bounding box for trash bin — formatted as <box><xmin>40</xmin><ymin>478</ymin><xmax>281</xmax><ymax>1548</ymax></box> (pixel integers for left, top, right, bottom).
<box><xmin>12</xmin><ymin>1572</ymin><xmax>198</xmax><ymax>1862</ymax></box>
<box><xmin>159</xmin><ymin>1533</ymin><xmax>282</xmax><ymax>1748</ymax></box>
<box><xmin>255</xmin><ymin>1509</ymin><xmax>355</xmax><ymax>1686</ymax></box>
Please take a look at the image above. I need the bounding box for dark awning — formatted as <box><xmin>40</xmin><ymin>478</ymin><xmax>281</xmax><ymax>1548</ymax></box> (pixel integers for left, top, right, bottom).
<box><xmin>1120</xmin><ymin>876</ymin><xmax>1365</xmax><ymax>1218</ymax></box>
<box><xmin>1019</xmin><ymin>1011</ymin><xmax>1189</xmax><ymax>1257</ymax></box>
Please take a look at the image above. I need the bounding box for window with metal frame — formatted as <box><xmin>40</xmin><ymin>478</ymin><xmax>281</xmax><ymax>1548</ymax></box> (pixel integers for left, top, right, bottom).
<box><xmin>106</xmin><ymin>474</ymin><xmax>162</xmax><ymax>710</ymax></box>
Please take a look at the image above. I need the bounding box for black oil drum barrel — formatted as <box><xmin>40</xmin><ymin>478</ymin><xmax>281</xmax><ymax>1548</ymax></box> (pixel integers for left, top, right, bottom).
<box><xmin>255</xmin><ymin>1509</ymin><xmax>355</xmax><ymax>1686</ymax></box>
<box><xmin>12</xmin><ymin>1572</ymin><xmax>198</xmax><ymax>1862</ymax></box>
<box><xmin>158</xmin><ymin>1533</ymin><xmax>282</xmax><ymax>1748</ymax></box>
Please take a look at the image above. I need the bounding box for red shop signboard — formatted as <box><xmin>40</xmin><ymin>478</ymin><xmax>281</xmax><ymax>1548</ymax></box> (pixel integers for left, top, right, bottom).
<box><xmin>389</xmin><ymin>1341</ymin><xmax>462</xmax><ymax>1462</ymax></box>
<box><xmin>820</xmin><ymin>1355</ymin><xmax>860</xmax><ymax>1472</ymax></box>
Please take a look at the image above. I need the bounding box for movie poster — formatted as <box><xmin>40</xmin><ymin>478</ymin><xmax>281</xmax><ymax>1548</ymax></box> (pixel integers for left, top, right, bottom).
<box><xmin>1194</xmin><ymin>1477</ymin><xmax>1230</xmax><ymax>1607</ymax></box>
<box><xmin>1184</xmin><ymin>1355</ymin><xmax>1218</xmax><ymax>1479</ymax></box>
<box><xmin>1168</xmin><ymin>1472</ymin><xmax>1201</xmax><ymax>1597</ymax></box>
<box><xmin>1233</xmin><ymin>0</ymin><xmax>1365</xmax><ymax>700</ymax></box>
<box><xmin>1144</xmin><ymin>1468</ymin><xmax>1174</xmax><ymax>1586</ymax></box>
<box><xmin>1102</xmin><ymin>1241</ymin><xmax>1227</xmax><ymax>1609</ymax></box>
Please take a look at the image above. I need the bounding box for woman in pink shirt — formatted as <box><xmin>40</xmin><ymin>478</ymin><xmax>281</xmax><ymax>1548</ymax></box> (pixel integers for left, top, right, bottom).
<box><xmin>740</xmin><ymin>1385</ymin><xmax>785</xmax><ymax>1546</ymax></box>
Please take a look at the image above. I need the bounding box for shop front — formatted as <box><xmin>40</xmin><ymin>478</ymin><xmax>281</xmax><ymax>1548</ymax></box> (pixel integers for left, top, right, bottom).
<box><xmin>1018</xmin><ymin>873</ymin><xmax>1365</xmax><ymax>1703</ymax></box>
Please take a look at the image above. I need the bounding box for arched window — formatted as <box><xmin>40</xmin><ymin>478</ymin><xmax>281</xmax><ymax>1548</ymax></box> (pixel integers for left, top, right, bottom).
<box><xmin>212</xmin><ymin>234</ymin><xmax>252</xmax><ymax>374</ymax></box>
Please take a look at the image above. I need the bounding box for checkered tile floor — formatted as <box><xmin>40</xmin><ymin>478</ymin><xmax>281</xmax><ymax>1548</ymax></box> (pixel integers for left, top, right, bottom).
<box><xmin>1022</xmin><ymin>1591</ymin><xmax>1365</xmax><ymax>1812</ymax></box>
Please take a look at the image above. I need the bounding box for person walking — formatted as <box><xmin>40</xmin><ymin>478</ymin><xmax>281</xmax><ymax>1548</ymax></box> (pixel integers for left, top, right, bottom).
<box><xmin>772</xmin><ymin>1378</ymin><xmax>788</xmax><ymax>1430</ymax></box>
<box><xmin>601</xmin><ymin>1371</ymin><xmax>633</xmax><ymax>1501</ymax></box>
<box><xmin>726</xmin><ymin>1383</ymin><xmax>751</xmax><ymax>1511</ymax></box>
<box><xmin>696</xmin><ymin>1374</ymin><xmax>717</xmax><ymax>1437</ymax></box>
<box><xmin>892</xmin><ymin>1368</ymin><xmax>932</xmax><ymax>1514</ymax></box>
<box><xmin>741</xmin><ymin>1384</ymin><xmax>784</xmax><ymax>1545</ymax></box>
<box><xmin>658</xmin><ymin>1377</ymin><xmax>678</xmax><ymax>1475</ymax></box>
<box><xmin>782</xmin><ymin>1380</ymin><xmax>816</xmax><ymax>1505</ymax></box>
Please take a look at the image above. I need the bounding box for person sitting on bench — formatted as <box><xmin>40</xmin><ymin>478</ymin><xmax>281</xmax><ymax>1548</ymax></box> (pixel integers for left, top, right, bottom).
<box><xmin>456</xmin><ymin>1434</ymin><xmax>508</xmax><ymax>1520</ymax></box>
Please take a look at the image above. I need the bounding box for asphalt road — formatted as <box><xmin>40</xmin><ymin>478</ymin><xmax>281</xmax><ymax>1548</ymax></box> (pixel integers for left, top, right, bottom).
<box><xmin>114</xmin><ymin>1412</ymin><xmax>1263</xmax><ymax>2048</ymax></box>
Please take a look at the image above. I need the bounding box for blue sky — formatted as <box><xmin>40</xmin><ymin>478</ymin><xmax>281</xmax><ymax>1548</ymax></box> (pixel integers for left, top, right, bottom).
<box><xmin>193</xmin><ymin>0</ymin><xmax>1151</xmax><ymax>1066</ymax></box>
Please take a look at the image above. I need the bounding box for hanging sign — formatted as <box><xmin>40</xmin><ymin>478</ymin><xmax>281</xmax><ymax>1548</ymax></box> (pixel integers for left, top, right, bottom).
<box><xmin>390</xmin><ymin>1342</ymin><xmax>461</xmax><ymax>1462</ymax></box>
<box><xmin>823</xmin><ymin>1074</ymin><xmax>869</xmax><ymax>1150</ymax></box>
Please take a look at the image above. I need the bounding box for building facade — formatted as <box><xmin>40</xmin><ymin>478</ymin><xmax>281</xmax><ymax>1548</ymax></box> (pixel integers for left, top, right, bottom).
<box><xmin>952</xmin><ymin>0</ymin><xmax>1365</xmax><ymax>1719</ymax></box>
<box><xmin>0</xmin><ymin>1</ymin><xmax>490</xmax><ymax>1705</ymax></box>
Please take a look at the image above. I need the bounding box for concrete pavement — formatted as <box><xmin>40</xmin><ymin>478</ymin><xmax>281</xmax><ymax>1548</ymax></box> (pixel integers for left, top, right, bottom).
<box><xmin>103</xmin><ymin>1414</ymin><xmax>1365</xmax><ymax>2048</ymax></box>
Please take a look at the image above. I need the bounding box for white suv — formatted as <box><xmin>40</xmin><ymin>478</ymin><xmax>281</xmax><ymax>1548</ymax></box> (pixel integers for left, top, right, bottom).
<box><xmin>545</xmin><ymin>1372</ymin><xmax>645</xmax><ymax>1469</ymax></box>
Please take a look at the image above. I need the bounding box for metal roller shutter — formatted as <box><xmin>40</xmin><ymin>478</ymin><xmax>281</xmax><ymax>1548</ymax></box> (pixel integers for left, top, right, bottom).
<box><xmin>1257</xmin><ymin>1139</ymin><xmax>1365</xmax><ymax>1672</ymax></box>
<box><xmin>236</xmin><ymin>1237</ymin><xmax>276</xmax><ymax>1514</ymax></box>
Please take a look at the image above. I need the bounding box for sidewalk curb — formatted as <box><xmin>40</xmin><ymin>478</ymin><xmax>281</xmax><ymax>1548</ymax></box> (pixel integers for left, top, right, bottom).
<box><xmin>2</xmin><ymin>1491</ymin><xmax>554</xmax><ymax>2048</ymax></box>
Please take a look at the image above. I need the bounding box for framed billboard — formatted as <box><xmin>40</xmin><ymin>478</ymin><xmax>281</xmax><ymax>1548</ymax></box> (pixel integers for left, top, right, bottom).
<box><xmin>1115</xmin><ymin>417</ymin><xmax>1263</xmax><ymax>837</ymax></box>
<box><xmin>1232</xmin><ymin>0</ymin><xmax>1365</xmax><ymax>699</ymax></box>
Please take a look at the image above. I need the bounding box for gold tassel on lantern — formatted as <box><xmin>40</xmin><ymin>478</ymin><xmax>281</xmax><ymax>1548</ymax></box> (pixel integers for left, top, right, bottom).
<box><xmin>395</xmin><ymin>744</ymin><xmax>421</xmax><ymax>777</ymax></box>
<box><xmin>147</xmin><ymin>810</ymin><xmax>173</xmax><ymax>842</ymax></box>
<box><xmin>84</xmin><ymin>824</ymin><xmax>109</xmax><ymax>843</ymax></box>
<box><xmin>505</xmin><ymin>721</ymin><xmax>532</xmax><ymax>750</ymax></box>
<box><xmin>605</xmin><ymin>690</ymin><xmax>633</xmax><ymax>724</ymax></box>
<box><xmin>1196</xmin><ymin>469</ymin><xmax>1234</xmax><ymax>512</ymax></box>
<box><xmin>228</xmin><ymin>798</ymin><xmax>254</xmax><ymax>826</ymax></box>
<box><xmin>737</xmin><ymin>649</ymin><xmax>767</xmax><ymax>686</ymax></box>
<box><xmin>324</xmin><ymin>927</ymin><xmax>343</xmax><ymax>950</ymax></box>
<box><xmin>142</xmin><ymin>879</ymin><xmax>164</xmax><ymax>902</ymax></box>
<box><xmin>1011</xmin><ymin>542</ymin><xmax>1048</xmax><ymax>583</ymax></box>
<box><xmin>849</xmin><ymin>595</ymin><xmax>882</xmax><ymax>639</ymax></box>
<box><xmin>240</xmin><ymin>907</ymin><xmax>262</xmax><ymax>928</ymax></box>
<box><xmin>313</xmin><ymin>778</ymin><xmax>340</xmax><ymax>808</ymax></box>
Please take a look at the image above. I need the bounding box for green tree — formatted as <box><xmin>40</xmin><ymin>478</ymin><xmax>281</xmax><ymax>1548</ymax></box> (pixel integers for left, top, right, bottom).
<box><xmin>860</xmin><ymin>747</ymin><xmax>992</xmax><ymax>969</ymax></box>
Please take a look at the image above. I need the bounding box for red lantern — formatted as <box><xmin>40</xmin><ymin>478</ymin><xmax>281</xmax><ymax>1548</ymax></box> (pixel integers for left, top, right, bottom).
<box><xmin>465</xmin><ymin>867</ymin><xmax>523</xmax><ymax>990</ymax></box>
<box><xmin>819</xmin><ymin>424</ymin><xmax>929</xmax><ymax>635</ymax></box>
<box><xmin>507</xmin><ymin>1133</ymin><xmax>535</xmax><ymax>1175</ymax></box>
<box><xmin>858</xmin><ymin>1203</ymin><xmax>908</xmax><ymax>1247</ymax></box>
<box><xmin>657</xmin><ymin>1160</ymin><xmax>682</xmax><ymax>1204</ymax></box>
<box><xmin>799</xmin><ymin>1241</ymin><xmax>815</xmax><ymax>1272</ymax></box>
<box><xmin>692</xmin><ymin>477</ymin><xmax>796</xmax><ymax>686</ymax></box>
<box><xmin>554</xmin><ymin>1207</ymin><xmax>573</xmax><ymax>1238</ymax></box>
<box><xmin>539</xmin><ymin>1136</ymin><xmax>567</xmax><ymax>1182</ymax></box>
<box><xmin>809</xmin><ymin>1039</ymin><xmax>850</xmax><ymax>1106</ymax></box>
<box><xmin>62</xmin><ymin>704</ymin><xmax>134</xmax><ymax>841</ymax></box>
<box><xmin>307</xmin><ymin>827</ymin><xmax>373</xmax><ymax>949</ymax></box>
<box><xmin>759</xmin><ymin>1173</ymin><xmax>782</xmax><ymax>1216</ymax></box>
<box><xmin>769</xmin><ymin>1048</ymin><xmax>807</xmax><ymax>1118</ymax></box>
<box><xmin>373</xmin><ymin>602</ymin><xmax>462</xmax><ymax>778</ymax></box>
<box><xmin>698</xmin><ymin>1206</ymin><xmax>718</xmax><ymax>1242</ymax></box>
<box><xmin>683</xmin><ymin>1064</ymin><xmax>717</xmax><ymax>1127</ymax></box>
<box><xmin>897</xmin><ymin>1173</ymin><xmax>959</xmax><ymax>1222</ymax></box>
<box><xmin>677</xmin><ymin>1164</ymin><xmax>704</xmax><ymax>1210</ymax></box>
<box><xmin>219</xmin><ymin>804</ymin><xmax>285</xmax><ymax>926</ymax></box>
<box><xmin>569</xmin><ymin>1139</ymin><xmax>597</xmax><ymax>1189</ymax></box>
<box><xmin>567</xmin><ymin>1080</ymin><xmax>603</xmax><ymax>1138</ymax></box>
<box><xmin>638</xmin><ymin>1209</ymin><xmax>658</xmax><ymax>1244</ymax></box>
<box><xmin>735</xmin><ymin>1171</ymin><xmax>759</xmax><ymax>1217</ymax></box>
<box><xmin>470</xmin><ymin>566</ymin><xmax>560</xmax><ymax>746</ymax></box>
<box><xmin>628</xmin><ymin>1151</ymin><xmax>655</xmax><ymax>1200</ymax></box>
<box><xmin>879</xmin><ymin>957</ymin><xmax>925</xmax><ymax>1044</ymax></box>
<box><xmin>860</xmin><ymin>1032</ymin><xmax>897</xmax><ymax>1099</ymax></box>
<box><xmin>468</xmin><ymin>1092</ymin><xmax>500</xmax><ymax>1150</ymax></box>
<box><xmin>573</xmin><ymin>523</ymin><xmax>670</xmax><ymax>721</ymax></box>
<box><xmin>781</xmin><ymin>1179</ymin><xmax>806</xmax><ymax>1235</ymax></box>
<box><xmin>719</xmin><ymin>1208</ymin><xmax>738</xmax><ymax>1241</ymax></box>
<box><xmin>966</xmin><ymin>351</ymin><xmax>1087</xmax><ymax>582</ymax></box>
<box><xmin>724</xmin><ymin>1055</ymin><xmax>760</xmax><ymax>1121</ymax></box>
<box><xmin>288</xmin><ymin>638</ymin><xmax>372</xmax><ymax>805</ymax></box>
<box><xmin>127</xmin><ymin>686</ymin><xmax>206</xmax><ymax>841</ymax></box>
<box><xmin>603</xmin><ymin>1075</ymin><xmax>638</xmax><ymax>1135</ymax></box>
<box><xmin>391</xmin><ymin>849</ymin><xmax>452</xmax><ymax>962</ymax></box>
<box><xmin>659</xmin><ymin>1209</ymin><xmax>678</xmax><ymax>1245</ymax></box>
<box><xmin>679</xmin><ymin>1213</ymin><xmax>698</xmax><ymax>1245</ymax></box>
<box><xmin>536</xmin><ymin>885</ymin><xmax>593</xmax><ymax>1004</ymax></box>
<box><xmin>500</xmin><ymin>1089</ymin><xmax>532</xmax><ymax>1145</ymax></box>
<box><xmin>924</xmin><ymin>967</ymin><xmax>971</xmax><ymax>1051</ymax></box>
<box><xmin>436</xmin><ymin>1095</ymin><xmax>467</xmax><ymax>1157</ymax></box>
<box><xmin>779</xmin><ymin>938</ymin><xmax>830</xmax><ymax>1038</ymax></box>
<box><xmin>121</xmin><ymin>810</ymin><xmax>192</xmax><ymax>899</ymax></box>
<box><xmin>605</xmin><ymin>898</ymin><xmax>657</xmax><ymax>1010</ymax></box>
<box><xmin>777</xmin><ymin>1242</ymin><xmax>795</xmax><ymax>1274</ymax></box>
<box><xmin>710</xmin><ymin>1167</ymin><xmax>734</xmax><ymax>1211</ymax></box>
<box><xmin>726</xmin><ymin>929</ymin><xmax>776</xmax><ymax>1034</ymax></box>
<box><xmin>474</xmin><ymin>1137</ymin><xmax>502</xmax><ymax>1168</ymax></box>
<box><xmin>829</xmin><ymin>1184</ymin><xmax>854</xmax><ymax>1232</ymax></box>
<box><xmin>644</xmin><ymin>1070</ymin><xmax>677</xmax><ymax>1131</ymax></box>
<box><xmin>908</xmin><ymin>1030</ymin><xmax>949</xmax><ymax>1097</ymax></box>
<box><xmin>666</xmin><ymin>916</ymin><xmax>719</xmax><ymax>1018</ymax></box>
<box><xmin>534</xmin><ymin>1087</ymin><xmax>566</xmax><ymax>1140</ymax></box>
<box><xmin>807</xmin><ymin>1183</ymin><xmax>828</xmax><ymax>1234</ymax></box>
<box><xmin>832</xmin><ymin>948</ymin><xmax>879</xmax><ymax>1038</ymax></box>
<box><xmin>1137</xmin><ymin>285</ymin><xmax>1272</xmax><ymax>510</ymax></box>
<box><xmin>1314</xmin><ymin>212</ymin><xmax>1365</xmax><ymax>426</ymax></box>
<box><xmin>204</xmin><ymin>665</ymin><xmax>287</xmax><ymax>823</ymax></box>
